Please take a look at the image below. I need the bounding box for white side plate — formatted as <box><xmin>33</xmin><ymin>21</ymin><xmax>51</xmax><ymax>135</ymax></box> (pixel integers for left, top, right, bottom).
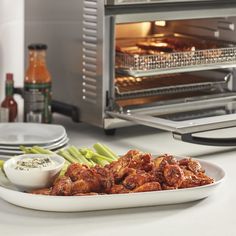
<box><xmin>0</xmin><ymin>123</ymin><xmax>66</xmax><ymax>145</ymax></box>
<box><xmin>0</xmin><ymin>158</ymin><xmax>225</xmax><ymax>212</ymax></box>
<box><xmin>0</xmin><ymin>137</ymin><xmax>69</xmax><ymax>153</ymax></box>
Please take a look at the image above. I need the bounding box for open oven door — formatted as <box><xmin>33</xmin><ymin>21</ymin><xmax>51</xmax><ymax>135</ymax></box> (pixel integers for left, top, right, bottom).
<box><xmin>106</xmin><ymin>97</ymin><xmax>236</xmax><ymax>146</ymax></box>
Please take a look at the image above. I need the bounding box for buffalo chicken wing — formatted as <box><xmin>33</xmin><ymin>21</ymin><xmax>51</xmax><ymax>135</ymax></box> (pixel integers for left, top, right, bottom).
<box><xmin>31</xmin><ymin>150</ymin><xmax>214</xmax><ymax>196</ymax></box>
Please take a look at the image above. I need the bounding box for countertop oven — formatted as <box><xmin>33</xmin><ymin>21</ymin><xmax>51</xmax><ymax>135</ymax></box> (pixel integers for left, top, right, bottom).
<box><xmin>26</xmin><ymin>0</ymin><xmax>236</xmax><ymax>145</ymax></box>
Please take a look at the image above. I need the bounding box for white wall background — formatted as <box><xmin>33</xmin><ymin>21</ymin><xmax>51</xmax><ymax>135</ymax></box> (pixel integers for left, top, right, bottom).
<box><xmin>0</xmin><ymin>0</ymin><xmax>24</xmax><ymax>103</ymax></box>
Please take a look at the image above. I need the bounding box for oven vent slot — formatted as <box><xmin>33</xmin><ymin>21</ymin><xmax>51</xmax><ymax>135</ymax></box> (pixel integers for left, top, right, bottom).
<box><xmin>82</xmin><ymin>0</ymin><xmax>98</xmax><ymax>104</ymax></box>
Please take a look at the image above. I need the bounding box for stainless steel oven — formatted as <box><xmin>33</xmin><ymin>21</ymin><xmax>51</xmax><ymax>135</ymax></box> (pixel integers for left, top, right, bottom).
<box><xmin>25</xmin><ymin>0</ymin><xmax>236</xmax><ymax>145</ymax></box>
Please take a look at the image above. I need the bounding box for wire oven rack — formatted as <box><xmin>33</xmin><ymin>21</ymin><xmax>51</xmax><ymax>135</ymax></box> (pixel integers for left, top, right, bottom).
<box><xmin>116</xmin><ymin>35</ymin><xmax>236</xmax><ymax>77</ymax></box>
<box><xmin>115</xmin><ymin>74</ymin><xmax>228</xmax><ymax>100</ymax></box>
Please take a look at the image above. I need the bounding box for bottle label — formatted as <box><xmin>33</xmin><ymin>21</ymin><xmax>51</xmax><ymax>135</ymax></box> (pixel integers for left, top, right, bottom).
<box><xmin>6</xmin><ymin>81</ymin><xmax>14</xmax><ymax>97</ymax></box>
<box><xmin>24</xmin><ymin>83</ymin><xmax>52</xmax><ymax>123</ymax></box>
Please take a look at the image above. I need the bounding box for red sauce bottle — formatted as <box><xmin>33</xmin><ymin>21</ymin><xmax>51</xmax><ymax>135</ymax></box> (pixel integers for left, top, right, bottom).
<box><xmin>1</xmin><ymin>73</ymin><xmax>18</xmax><ymax>122</ymax></box>
<box><xmin>24</xmin><ymin>44</ymin><xmax>52</xmax><ymax>123</ymax></box>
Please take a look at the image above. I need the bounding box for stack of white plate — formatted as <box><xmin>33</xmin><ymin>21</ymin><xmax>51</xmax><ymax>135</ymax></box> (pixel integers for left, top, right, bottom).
<box><xmin>0</xmin><ymin>123</ymin><xmax>69</xmax><ymax>158</ymax></box>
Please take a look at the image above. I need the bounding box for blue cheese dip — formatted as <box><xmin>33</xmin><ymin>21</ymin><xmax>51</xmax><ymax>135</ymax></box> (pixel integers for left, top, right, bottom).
<box><xmin>15</xmin><ymin>157</ymin><xmax>57</xmax><ymax>171</ymax></box>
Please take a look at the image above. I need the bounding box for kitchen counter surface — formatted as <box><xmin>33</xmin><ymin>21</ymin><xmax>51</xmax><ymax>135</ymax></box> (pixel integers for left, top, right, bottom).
<box><xmin>0</xmin><ymin>115</ymin><xmax>236</xmax><ymax>236</ymax></box>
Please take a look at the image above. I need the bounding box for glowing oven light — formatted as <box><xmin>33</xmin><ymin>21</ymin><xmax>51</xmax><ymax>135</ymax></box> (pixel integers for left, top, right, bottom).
<box><xmin>155</xmin><ymin>21</ymin><xmax>166</xmax><ymax>27</ymax></box>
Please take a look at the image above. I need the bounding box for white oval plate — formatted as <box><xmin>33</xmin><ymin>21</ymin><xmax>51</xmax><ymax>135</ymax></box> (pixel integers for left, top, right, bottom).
<box><xmin>0</xmin><ymin>123</ymin><xmax>66</xmax><ymax>145</ymax></box>
<box><xmin>0</xmin><ymin>158</ymin><xmax>225</xmax><ymax>212</ymax></box>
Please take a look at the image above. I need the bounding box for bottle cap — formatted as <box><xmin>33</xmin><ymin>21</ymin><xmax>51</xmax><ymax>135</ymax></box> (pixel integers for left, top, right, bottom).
<box><xmin>28</xmin><ymin>44</ymin><xmax>48</xmax><ymax>50</ymax></box>
<box><xmin>6</xmin><ymin>73</ymin><xmax>13</xmax><ymax>81</ymax></box>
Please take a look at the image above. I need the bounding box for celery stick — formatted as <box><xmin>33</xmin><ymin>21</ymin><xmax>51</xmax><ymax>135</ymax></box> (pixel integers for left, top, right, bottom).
<box><xmin>74</xmin><ymin>147</ymin><xmax>93</xmax><ymax>166</ymax></box>
<box><xmin>64</xmin><ymin>160</ymin><xmax>70</xmax><ymax>165</ymax></box>
<box><xmin>58</xmin><ymin>150</ymin><xmax>78</xmax><ymax>164</ymax></box>
<box><xmin>89</xmin><ymin>159</ymin><xmax>96</xmax><ymax>167</ymax></box>
<box><xmin>92</xmin><ymin>157</ymin><xmax>109</xmax><ymax>167</ymax></box>
<box><xmin>29</xmin><ymin>148</ymin><xmax>41</xmax><ymax>154</ymax></box>
<box><xmin>96</xmin><ymin>154</ymin><xmax>114</xmax><ymax>163</ymax></box>
<box><xmin>79</xmin><ymin>148</ymin><xmax>94</xmax><ymax>159</ymax></box>
<box><xmin>102</xmin><ymin>144</ymin><xmax>119</xmax><ymax>160</ymax></box>
<box><xmin>93</xmin><ymin>143</ymin><xmax>118</xmax><ymax>161</ymax></box>
<box><xmin>32</xmin><ymin>146</ymin><xmax>54</xmax><ymax>154</ymax></box>
<box><xmin>0</xmin><ymin>160</ymin><xmax>4</xmax><ymax>169</ymax></box>
<box><xmin>19</xmin><ymin>145</ymin><xmax>32</xmax><ymax>154</ymax></box>
<box><xmin>69</xmin><ymin>146</ymin><xmax>92</xmax><ymax>167</ymax></box>
<box><xmin>67</xmin><ymin>146</ymin><xmax>86</xmax><ymax>165</ymax></box>
<box><xmin>59</xmin><ymin>163</ymin><xmax>69</xmax><ymax>176</ymax></box>
<box><xmin>92</xmin><ymin>152</ymin><xmax>114</xmax><ymax>163</ymax></box>
<box><xmin>80</xmin><ymin>148</ymin><xmax>114</xmax><ymax>163</ymax></box>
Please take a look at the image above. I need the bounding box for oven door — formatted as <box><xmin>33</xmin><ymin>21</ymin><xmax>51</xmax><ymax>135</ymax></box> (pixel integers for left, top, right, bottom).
<box><xmin>107</xmin><ymin>96</ymin><xmax>236</xmax><ymax>146</ymax></box>
<box><xmin>105</xmin><ymin>0</ymin><xmax>229</xmax><ymax>5</ymax></box>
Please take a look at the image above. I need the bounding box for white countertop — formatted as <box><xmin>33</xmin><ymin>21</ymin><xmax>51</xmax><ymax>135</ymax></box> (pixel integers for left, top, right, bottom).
<box><xmin>0</xmin><ymin>115</ymin><xmax>236</xmax><ymax>236</ymax></box>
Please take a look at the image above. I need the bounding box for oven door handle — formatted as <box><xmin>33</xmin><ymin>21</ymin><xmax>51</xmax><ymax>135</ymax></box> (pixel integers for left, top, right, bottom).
<box><xmin>106</xmin><ymin>111</ymin><xmax>236</xmax><ymax>146</ymax></box>
<box><xmin>173</xmin><ymin>133</ymin><xmax>236</xmax><ymax>146</ymax></box>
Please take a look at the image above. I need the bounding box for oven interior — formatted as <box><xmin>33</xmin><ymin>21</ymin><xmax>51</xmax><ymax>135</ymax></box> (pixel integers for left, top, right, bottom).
<box><xmin>111</xmin><ymin>17</ymin><xmax>236</xmax><ymax>122</ymax></box>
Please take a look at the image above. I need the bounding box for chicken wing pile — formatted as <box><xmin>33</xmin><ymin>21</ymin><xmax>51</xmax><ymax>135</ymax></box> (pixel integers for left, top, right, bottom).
<box><xmin>31</xmin><ymin>150</ymin><xmax>214</xmax><ymax>196</ymax></box>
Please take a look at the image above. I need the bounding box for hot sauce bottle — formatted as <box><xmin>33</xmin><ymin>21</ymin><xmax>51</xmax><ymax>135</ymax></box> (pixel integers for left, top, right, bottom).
<box><xmin>1</xmin><ymin>73</ymin><xmax>18</xmax><ymax>122</ymax></box>
<box><xmin>24</xmin><ymin>44</ymin><xmax>52</xmax><ymax>123</ymax></box>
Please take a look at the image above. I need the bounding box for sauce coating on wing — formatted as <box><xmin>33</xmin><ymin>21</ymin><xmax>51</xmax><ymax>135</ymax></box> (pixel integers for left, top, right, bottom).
<box><xmin>163</xmin><ymin>164</ymin><xmax>184</xmax><ymax>188</ymax></box>
<box><xmin>51</xmin><ymin>176</ymin><xmax>72</xmax><ymax>196</ymax></box>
